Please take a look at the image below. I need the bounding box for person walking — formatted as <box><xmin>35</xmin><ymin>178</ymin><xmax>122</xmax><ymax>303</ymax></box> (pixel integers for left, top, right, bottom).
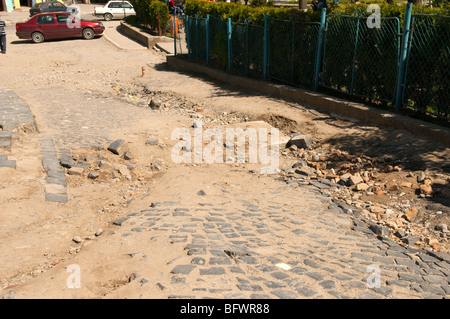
<box><xmin>0</xmin><ymin>16</ymin><xmax>6</xmax><ymax>54</ymax></box>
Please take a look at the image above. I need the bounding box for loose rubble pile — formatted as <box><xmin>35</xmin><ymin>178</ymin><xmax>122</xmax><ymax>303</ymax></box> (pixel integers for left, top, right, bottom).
<box><xmin>59</xmin><ymin>138</ymin><xmax>165</xmax><ymax>211</ymax></box>
<box><xmin>67</xmin><ymin>83</ymin><xmax>450</xmax><ymax>254</ymax></box>
<box><xmin>279</xmin><ymin>134</ymin><xmax>450</xmax><ymax>253</ymax></box>
<box><xmin>108</xmin><ymin>84</ymin><xmax>252</xmax><ymax>126</ymax></box>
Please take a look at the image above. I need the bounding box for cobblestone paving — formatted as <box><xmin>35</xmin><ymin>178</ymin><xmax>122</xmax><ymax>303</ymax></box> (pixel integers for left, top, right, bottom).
<box><xmin>22</xmin><ymin>86</ymin><xmax>154</xmax><ymax>151</ymax></box>
<box><xmin>110</xmin><ymin>182</ymin><xmax>450</xmax><ymax>299</ymax></box>
<box><xmin>1</xmin><ymin>86</ymin><xmax>449</xmax><ymax>299</ymax></box>
<box><xmin>0</xmin><ymin>89</ymin><xmax>36</xmax><ymax>131</ymax></box>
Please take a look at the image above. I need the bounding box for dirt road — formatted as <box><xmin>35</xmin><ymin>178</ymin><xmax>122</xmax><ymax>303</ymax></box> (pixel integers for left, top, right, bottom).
<box><xmin>0</xmin><ymin>19</ymin><xmax>449</xmax><ymax>300</ymax></box>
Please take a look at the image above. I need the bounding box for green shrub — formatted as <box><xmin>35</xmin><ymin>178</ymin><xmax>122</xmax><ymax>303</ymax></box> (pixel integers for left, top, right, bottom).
<box><xmin>185</xmin><ymin>0</ymin><xmax>321</xmax><ymax>25</ymax></box>
<box><xmin>185</xmin><ymin>0</ymin><xmax>448</xmax><ymax>27</ymax></box>
<box><xmin>249</xmin><ymin>0</ymin><xmax>274</xmax><ymax>7</ymax></box>
<box><xmin>130</xmin><ymin>0</ymin><xmax>152</xmax><ymax>25</ymax></box>
<box><xmin>149</xmin><ymin>0</ymin><xmax>170</xmax><ymax>31</ymax></box>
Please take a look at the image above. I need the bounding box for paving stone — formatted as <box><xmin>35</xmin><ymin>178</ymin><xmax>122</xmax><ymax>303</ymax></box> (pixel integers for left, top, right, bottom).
<box><xmin>419</xmin><ymin>284</ymin><xmax>446</xmax><ymax>296</ymax></box>
<box><xmin>0</xmin><ymin>160</ymin><xmax>16</xmax><ymax>168</ymax></box>
<box><xmin>357</xmin><ymin>292</ymin><xmax>382</xmax><ymax>299</ymax></box>
<box><xmin>264</xmin><ymin>281</ymin><xmax>286</xmax><ymax>289</ymax></box>
<box><xmin>224</xmin><ymin>293</ymin><xmax>247</xmax><ymax>299</ymax></box>
<box><xmin>296</xmin><ymin>286</ymin><xmax>317</xmax><ymax>297</ymax></box>
<box><xmin>171</xmin><ymin>264</ymin><xmax>196</xmax><ymax>275</ymax></box>
<box><xmin>250</xmin><ymin>293</ymin><xmax>272</xmax><ymax>299</ymax></box>
<box><xmin>319</xmin><ymin>280</ymin><xmax>336</xmax><ymax>290</ymax></box>
<box><xmin>292</xmin><ymin>228</ymin><xmax>308</xmax><ymax>236</ymax></box>
<box><xmin>304</xmin><ymin>259</ymin><xmax>321</xmax><ymax>268</ymax></box>
<box><xmin>271</xmin><ymin>290</ymin><xmax>297</xmax><ymax>299</ymax></box>
<box><xmin>386</xmin><ymin>279</ymin><xmax>410</xmax><ymax>287</ymax></box>
<box><xmin>306</xmin><ymin>272</ymin><xmax>324</xmax><ymax>281</ymax></box>
<box><xmin>170</xmin><ymin>276</ymin><xmax>186</xmax><ymax>284</ymax></box>
<box><xmin>270</xmin><ymin>271</ymin><xmax>290</xmax><ymax>280</ymax></box>
<box><xmin>398</xmin><ymin>272</ymin><xmax>425</xmax><ymax>284</ymax></box>
<box><xmin>229</xmin><ymin>266</ymin><xmax>245</xmax><ymax>274</ymax></box>
<box><xmin>199</xmin><ymin>267</ymin><xmax>225</xmax><ymax>275</ymax></box>
<box><xmin>45</xmin><ymin>193</ymin><xmax>68</xmax><ymax>203</ymax></box>
<box><xmin>290</xmin><ymin>267</ymin><xmax>308</xmax><ymax>275</ymax></box>
<box><xmin>237</xmin><ymin>284</ymin><xmax>263</xmax><ymax>292</ymax></box>
<box><xmin>113</xmin><ymin>217</ymin><xmax>129</xmax><ymax>226</ymax></box>
<box><xmin>395</xmin><ymin>257</ymin><xmax>417</xmax><ymax>267</ymax></box>
<box><xmin>209</xmin><ymin>257</ymin><xmax>232</xmax><ymax>266</ymax></box>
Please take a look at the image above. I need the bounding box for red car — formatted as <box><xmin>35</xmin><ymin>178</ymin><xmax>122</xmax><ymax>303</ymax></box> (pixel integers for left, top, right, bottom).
<box><xmin>16</xmin><ymin>12</ymin><xmax>105</xmax><ymax>43</ymax></box>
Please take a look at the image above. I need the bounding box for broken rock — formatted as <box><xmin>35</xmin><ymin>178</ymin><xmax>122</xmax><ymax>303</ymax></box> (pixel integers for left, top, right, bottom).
<box><xmin>68</xmin><ymin>167</ymin><xmax>84</xmax><ymax>176</ymax></box>
<box><xmin>349</xmin><ymin>175</ymin><xmax>363</xmax><ymax>186</ymax></box>
<box><xmin>107</xmin><ymin>139</ymin><xmax>127</xmax><ymax>155</ymax></box>
<box><xmin>403</xmin><ymin>208</ymin><xmax>418</xmax><ymax>222</ymax></box>
<box><xmin>286</xmin><ymin>134</ymin><xmax>313</xmax><ymax>149</ymax></box>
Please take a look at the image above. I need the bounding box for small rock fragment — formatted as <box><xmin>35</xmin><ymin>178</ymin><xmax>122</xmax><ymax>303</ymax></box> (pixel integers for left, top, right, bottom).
<box><xmin>72</xmin><ymin>236</ymin><xmax>82</xmax><ymax>243</ymax></box>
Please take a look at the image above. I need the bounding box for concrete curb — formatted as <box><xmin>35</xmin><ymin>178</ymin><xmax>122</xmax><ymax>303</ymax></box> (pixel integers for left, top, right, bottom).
<box><xmin>166</xmin><ymin>55</ymin><xmax>450</xmax><ymax>146</ymax></box>
<box><xmin>102</xmin><ymin>33</ymin><xmax>127</xmax><ymax>51</ymax></box>
<box><xmin>119</xmin><ymin>21</ymin><xmax>172</xmax><ymax>49</ymax></box>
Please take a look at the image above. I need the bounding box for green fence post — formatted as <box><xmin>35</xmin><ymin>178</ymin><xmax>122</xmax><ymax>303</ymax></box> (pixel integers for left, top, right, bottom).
<box><xmin>186</xmin><ymin>15</ymin><xmax>190</xmax><ymax>57</ymax></box>
<box><xmin>206</xmin><ymin>15</ymin><xmax>210</xmax><ymax>63</ymax></box>
<box><xmin>313</xmin><ymin>8</ymin><xmax>326</xmax><ymax>91</ymax></box>
<box><xmin>245</xmin><ymin>22</ymin><xmax>249</xmax><ymax>74</ymax></box>
<box><xmin>263</xmin><ymin>13</ymin><xmax>269</xmax><ymax>79</ymax></box>
<box><xmin>395</xmin><ymin>3</ymin><xmax>413</xmax><ymax>111</ymax></box>
<box><xmin>173</xmin><ymin>14</ymin><xmax>177</xmax><ymax>56</ymax></box>
<box><xmin>349</xmin><ymin>17</ymin><xmax>361</xmax><ymax>95</ymax></box>
<box><xmin>291</xmin><ymin>21</ymin><xmax>295</xmax><ymax>82</ymax></box>
<box><xmin>227</xmin><ymin>18</ymin><xmax>232</xmax><ymax>71</ymax></box>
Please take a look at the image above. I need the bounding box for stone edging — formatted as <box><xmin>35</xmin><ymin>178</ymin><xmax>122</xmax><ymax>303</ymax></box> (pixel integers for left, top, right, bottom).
<box><xmin>119</xmin><ymin>21</ymin><xmax>172</xmax><ymax>49</ymax></box>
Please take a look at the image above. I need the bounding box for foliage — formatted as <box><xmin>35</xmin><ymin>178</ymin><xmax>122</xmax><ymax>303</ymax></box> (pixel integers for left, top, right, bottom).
<box><xmin>185</xmin><ymin>0</ymin><xmax>321</xmax><ymax>25</ymax></box>
<box><xmin>131</xmin><ymin>0</ymin><xmax>170</xmax><ymax>29</ymax></box>
<box><xmin>149</xmin><ymin>0</ymin><xmax>170</xmax><ymax>30</ymax></box>
<box><xmin>185</xmin><ymin>0</ymin><xmax>448</xmax><ymax>27</ymax></box>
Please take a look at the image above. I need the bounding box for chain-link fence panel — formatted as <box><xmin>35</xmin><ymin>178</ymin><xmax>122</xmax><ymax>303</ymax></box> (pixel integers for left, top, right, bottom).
<box><xmin>268</xmin><ymin>18</ymin><xmax>320</xmax><ymax>89</ymax></box>
<box><xmin>208</xmin><ymin>15</ymin><xmax>229</xmax><ymax>70</ymax></box>
<box><xmin>403</xmin><ymin>14</ymin><xmax>450</xmax><ymax>119</ymax></box>
<box><xmin>186</xmin><ymin>16</ymin><xmax>207</xmax><ymax>61</ymax></box>
<box><xmin>231</xmin><ymin>22</ymin><xmax>264</xmax><ymax>77</ymax></box>
<box><xmin>322</xmin><ymin>15</ymin><xmax>400</xmax><ymax>104</ymax></box>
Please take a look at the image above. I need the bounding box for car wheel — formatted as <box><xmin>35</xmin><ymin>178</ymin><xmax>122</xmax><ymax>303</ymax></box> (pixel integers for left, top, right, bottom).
<box><xmin>31</xmin><ymin>32</ymin><xmax>44</xmax><ymax>43</ymax></box>
<box><xmin>82</xmin><ymin>28</ymin><xmax>95</xmax><ymax>40</ymax></box>
<box><xmin>104</xmin><ymin>13</ymin><xmax>112</xmax><ymax>21</ymax></box>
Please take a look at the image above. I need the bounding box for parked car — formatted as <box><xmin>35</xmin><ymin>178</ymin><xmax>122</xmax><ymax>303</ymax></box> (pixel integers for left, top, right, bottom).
<box><xmin>16</xmin><ymin>12</ymin><xmax>105</xmax><ymax>43</ymax></box>
<box><xmin>29</xmin><ymin>1</ymin><xmax>67</xmax><ymax>17</ymax></box>
<box><xmin>93</xmin><ymin>1</ymin><xmax>135</xmax><ymax>21</ymax></box>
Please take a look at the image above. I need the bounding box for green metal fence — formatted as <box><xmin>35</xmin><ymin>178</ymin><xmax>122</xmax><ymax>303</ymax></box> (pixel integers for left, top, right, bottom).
<box><xmin>402</xmin><ymin>14</ymin><xmax>450</xmax><ymax>119</ymax></box>
<box><xmin>321</xmin><ymin>15</ymin><xmax>401</xmax><ymax>105</ymax></box>
<box><xmin>268</xmin><ymin>19</ymin><xmax>320</xmax><ymax>88</ymax></box>
<box><xmin>186</xmin><ymin>16</ymin><xmax>208</xmax><ymax>61</ymax></box>
<box><xmin>231</xmin><ymin>21</ymin><xmax>265</xmax><ymax>77</ymax></box>
<box><xmin>181</xmin><ymin>4</ymin><xmax>449</xmax><ymax>121</ymax></box>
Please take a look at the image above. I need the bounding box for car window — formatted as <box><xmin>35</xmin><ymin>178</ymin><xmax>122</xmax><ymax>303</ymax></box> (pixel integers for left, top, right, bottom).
<box><xmin>122</xmin><ymin>3</ymin><xmax>132</xmax><ymax>8</ymax></box>
<box><xmin>36</xmin><ymin>15</ymin><xmax>55</xmax><ymax>24</ymax></box>
<box><xmin>56</xmin><ymin>14</ymin><xmax>70</xmax><ymax>24</ymax></box>
<box><xmin>108</xmin><ymin>2</ymin><xmax>120</xmax><ymax>8</ymax></box>
<box><xmin>53</xmin><ymin>3</ymin><xmax>65</xmax><ymax>7</ymax></box>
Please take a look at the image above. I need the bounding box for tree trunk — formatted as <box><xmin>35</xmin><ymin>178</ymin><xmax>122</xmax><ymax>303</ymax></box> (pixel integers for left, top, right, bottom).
<box><xmin>299</xmin><ymin>0</ymin><xmax>307</xmax><ymax>11</ymax></box>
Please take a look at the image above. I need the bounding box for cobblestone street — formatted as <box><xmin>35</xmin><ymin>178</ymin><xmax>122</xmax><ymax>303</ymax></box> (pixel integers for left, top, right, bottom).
<box><xmin>0</xmin><ymin>9</ymin><xmax>449</xmax><ymax>300</ymax></box>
